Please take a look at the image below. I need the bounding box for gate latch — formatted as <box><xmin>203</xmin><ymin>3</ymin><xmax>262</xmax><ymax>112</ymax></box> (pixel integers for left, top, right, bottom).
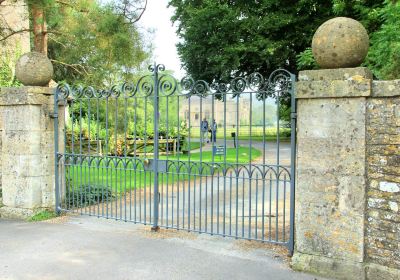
<box><xmin>143</xmin><ymin>159</ymin><xmax>167</xmax><ymax>173</ymax></box>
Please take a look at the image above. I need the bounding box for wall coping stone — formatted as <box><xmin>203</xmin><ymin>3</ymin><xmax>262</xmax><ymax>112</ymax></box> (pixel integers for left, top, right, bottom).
<box><xmin>298</xmin><ymin>67</ymin><xmax>373</xmax><ymax>82</ymax></box>
<box><xmin>296</xmin><ymin>79</ymin><xmax>371</xmax><ymax>99</ymax></box>
<box><xmin>297</xmin><ymin>68</ymin><xmax>373</xmax><ymax>99</ymax></box>
<box><xmin>372</xmin><ymin>80</ymin><xmax>400</xmax><ymax>97</ymax></box>
<box><xmin>0</xmin><ymin>87</ymin><xmax>55</xmax><ymax>106</ymax></box>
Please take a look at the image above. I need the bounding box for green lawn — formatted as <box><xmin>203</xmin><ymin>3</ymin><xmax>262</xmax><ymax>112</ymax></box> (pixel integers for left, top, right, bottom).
<box><xmin>161</xmin><ymin>146</ymin><xmax>261</xmax><ymax>163</ymax></box>
<box><xmin>65</xmin><ymin>146</ymin><xmax>261</xmax><ymax>197</ymax></box>
<box><xmin>189</xmin><ymin>127</ymin><xmax>291</xmax><ymax>141</ymax></box>
<box><xmin>184</xmin><ymin>141</ymin><xmax>203</xmax><ymax>151</ymax></box>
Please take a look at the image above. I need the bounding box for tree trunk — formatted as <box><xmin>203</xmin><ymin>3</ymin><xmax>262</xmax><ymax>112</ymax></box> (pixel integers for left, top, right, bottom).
<box><xmin>31</xmin><ymin>4</ymin><xmax>47</xmax><ymax>55</ymax></box>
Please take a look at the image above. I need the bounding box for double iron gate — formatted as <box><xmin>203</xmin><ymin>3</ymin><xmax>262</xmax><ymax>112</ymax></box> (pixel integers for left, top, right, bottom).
<box><xmin>54</xmin><ymin>64</ymin><xmax>296</xmax><ymax>253</ymax></box>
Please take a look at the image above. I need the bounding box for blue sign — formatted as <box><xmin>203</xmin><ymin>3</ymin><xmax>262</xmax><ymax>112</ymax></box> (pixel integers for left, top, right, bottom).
<box><xmin>213</xmin><ymin>145</ymin><xmax>226</xmax><ymax>159</ymax></box>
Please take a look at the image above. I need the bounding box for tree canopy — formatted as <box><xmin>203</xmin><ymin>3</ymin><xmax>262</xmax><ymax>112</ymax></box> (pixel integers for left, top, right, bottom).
<box><xmin>168</xmin><ymin>0</ymin><xmax>393</xmax><ymax>82</ymax></box>
<box><xmin>47</xmin><ymin>0</ymin><xmax>150</xmax><ymax>85</ymax></box>
<box><xmin>0</xmin><ymin>0</ymin><xmax>150</xmax><ymax>86</ymax></box>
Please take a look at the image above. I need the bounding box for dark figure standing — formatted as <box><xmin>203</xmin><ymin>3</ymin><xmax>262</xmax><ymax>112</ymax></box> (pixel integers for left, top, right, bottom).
<box><xmin>211</xmin><ymin>119</ymin><xmax>217</xmax><ymax>143</ymax></box>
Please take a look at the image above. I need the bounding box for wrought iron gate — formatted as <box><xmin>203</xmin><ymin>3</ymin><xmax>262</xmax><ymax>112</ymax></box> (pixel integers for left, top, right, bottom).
<box><xmin>54</xmin><ymin>64</ymin><xmax>296</xmax><ymax>253</ymax></box>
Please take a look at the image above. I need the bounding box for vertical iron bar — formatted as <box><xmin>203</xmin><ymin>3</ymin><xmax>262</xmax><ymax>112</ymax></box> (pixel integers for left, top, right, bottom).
<box><xmin>205</xmin><ymin>174</ymin><xmax>208</xmax><ymax>232</ymax></box>
<box><xmin>275</xmin><ymin>81</ymin><xmax>281</xmax><ymax>241</ymax></box>
<box><xmin>235</xmin><ymin>172</ymin><xmax>238</xmax><ymax>238</ymax></box>
<box><xmin>217</xmin><ymin>172</ymin><xmax>220</xmax><ymax>234</ymax></box>
<box><xmin>152</xmin><ymin>63</ymin><xmax>160</xmax><ymax>231</ymax></box>
<box><xmin>114</xmin><ymin>97</ymin><xmax>119</xmax><ymax>220</ymax></box>
<box><xmin>262</xmin><ymin>172</ymin><xmax>266</xmax><ymax>240</ymax></box>
<box><xmin>269</xmin><ymin>173</ymin><xmax>272</xmax><ymax>241</ymax></box>
<box><xmin>283</xmin><ymin>174</ymin><xmax>287</xmax><ymax>242</ymax></box>
<box><xmin>124</xmin><ymin>95</ymin><xmax>128</xmax><ymax>222</ymax></box>
<box><xmin>211</xmin><ymin>94</ymin><xmax>214</xmax><ymax>235</ymax></box>
<box><xmin>96</xmin><ymin>96</ymin><xmax>101</xmax><ymax>217</ymax></box>
<box><xmin>242</xmin><ymin>173</ymin><xmax>245</xmax><ymax>238</ymax></box>
<box><xmin>229</xmin><ymin>172</ymin><xmax>232</xmax><ymax>236</ymax></box>
<box><xmin>224</xmin><ymin>92</ymin><xmax>228</xmax><ymax>236</ymax></box>
<box><xmin>134</xmin><ymin>97</ymin><xmax>138</xmax><ymax>221</ymax></box>
<box><xmin>79</xmin><ymin>100</ymin><xmax>83</xmax><ymax>215</ymax></box>
<box><xmin>248</xmin><ymin>91</ymin><xmax>253</xmax><ymax>239</ymax></box>
<box><xmin>255</xmin><ymin>174</ymin><xmax>259</xmax><ymax>239</ymax></box>
<box><xmin>262</xmin><ymin>90</ymin><xmax>266</xmax><ymax>241</ymax></box>
<box><xmin>193</xmin><ymin>173</ymin><xmax>196</xmax><ymax>231</ymax></box>
<box><xmin>54</xmin><ymin>88</ymin><xmax>60</xmax><ymax>214</ymax></box>
<box><xmin>289</xmin><ymin>73</ymin><xmax>297</xmax><ymax>256</ymax></box>
<box><xmin>105</xmin><ymin>97</ymin><xmax>109</xmax><ymax>218</ymax></box>
<box><xmin>87</xmin><ymin>98</ymin><xmax>91</xmax><ymax>216</ymax></box>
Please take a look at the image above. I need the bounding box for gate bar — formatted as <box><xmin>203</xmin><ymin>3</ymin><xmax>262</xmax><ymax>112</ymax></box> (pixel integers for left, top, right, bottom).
<box><xmin>152</xmin><ymin>63</ymin><xmax>160</xmax><ymax>231</ymax></box>
<box><xmin>288</xmin><ymin>73</ymin><xmax>297</xmax><ymax>256</ymax></box>
<box><xmin>53</xmin><ymin>88</ymin><xmax>60</xmax><ymax>214</ymax></box>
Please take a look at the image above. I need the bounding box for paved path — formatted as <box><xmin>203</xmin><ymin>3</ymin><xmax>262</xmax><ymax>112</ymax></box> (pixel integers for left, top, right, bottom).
<box><xmin>0</xmin><ymin>216</ymin><xmax>328</xmax><ymax>280</ymax></box>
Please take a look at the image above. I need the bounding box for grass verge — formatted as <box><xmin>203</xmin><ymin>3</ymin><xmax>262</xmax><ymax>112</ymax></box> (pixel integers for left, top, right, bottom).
<box><xmin>27</xmin><ymin>210</ymin><xmax>58</xmax><ymax>222</ymax></box>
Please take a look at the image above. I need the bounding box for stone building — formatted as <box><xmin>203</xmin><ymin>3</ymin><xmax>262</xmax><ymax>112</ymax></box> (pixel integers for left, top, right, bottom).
<box><xmin>179</xmin><ymin>96</ymin><xmax>251</xmax><ymax>129</ymax></box>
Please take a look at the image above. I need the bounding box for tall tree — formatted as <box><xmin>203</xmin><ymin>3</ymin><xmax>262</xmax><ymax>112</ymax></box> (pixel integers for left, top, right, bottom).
<box><xmin>168</xmin><ymin>0</ymin><xmax>385</xmax><ymax>83</ymax></box>
<box><xmin>0</xmin><ymin>0</ymin><xmax>150</xmax><ymax>85</ymax></box>
<box><xmin>360</xmin><ymin>0</ymin><xmax>400</xmax><ymax>80</ymax></box>
<box><xmin>47</xmin><ymin>0</ymin><xmax>150</xmax><ymax>85</ymax></box>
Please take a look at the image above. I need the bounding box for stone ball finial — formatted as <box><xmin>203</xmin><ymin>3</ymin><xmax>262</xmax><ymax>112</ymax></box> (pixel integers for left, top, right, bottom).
<box><xmin>15</xmin><ymin>52</ymin><xmax>54</xmax><ymax>86</ymax></box>
<box><xmin>312</xmin><ymin>17</ymin><xmax>369</xmax><ymax>69</ymax></box>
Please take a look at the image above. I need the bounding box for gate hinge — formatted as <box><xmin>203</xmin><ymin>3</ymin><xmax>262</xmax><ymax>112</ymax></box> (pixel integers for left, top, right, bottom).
<box><xmin>291</xmin><ymin>112</ymin><xmax>297</xmax><ymax>119</ymax></box>
<box><xmin>49</xmin><ymin>112</ymin><xmax>59</xmax><ymax>119</ymax></box>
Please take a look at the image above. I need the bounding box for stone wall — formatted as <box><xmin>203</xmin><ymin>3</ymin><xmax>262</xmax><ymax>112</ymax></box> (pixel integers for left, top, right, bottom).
<box><xmin>365</xmin><ymin>81</ymin><xmax>400</xmax><ymax>277</ymax></box>
<box><xmin>0</xmin><ymin>0</ymin><xmax>30</xmax><ymax>204</ymax></box>
<box><xmin>0</xmin><ymin>87</ymin><xmax>65</xmax><ymax>218</ymax></box>
<box><xmin>292</xmin><ymin>68</ymin><xmax>400</xmax><ymax>280</ymax></box>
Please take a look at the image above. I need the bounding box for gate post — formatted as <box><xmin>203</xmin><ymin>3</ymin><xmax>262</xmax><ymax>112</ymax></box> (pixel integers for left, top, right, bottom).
<box><xmin>0</xmin><ymin>87</ymin><xmax>65</xmax><ymax>219</ymax></box>
<box><xmin>151</xmin><ymin>63</ymin><xmax>160</xmax><ymax>231</ymax></box>
<box><xmin>292</xmin><ymin>67</ymin><xmax>371</xmax><ymax>279</ymax></box>
<box><xmin>292</xmin><ymin>66</ymin><xmax>400</xmax><ymax>280</ymax></box>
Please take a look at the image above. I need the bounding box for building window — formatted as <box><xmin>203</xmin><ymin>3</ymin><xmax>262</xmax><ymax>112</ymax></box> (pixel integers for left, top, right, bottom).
<box><xmin>195</xmin><ymin>113</ymin><xmax>199</xmax><ymax>120</ymax></box>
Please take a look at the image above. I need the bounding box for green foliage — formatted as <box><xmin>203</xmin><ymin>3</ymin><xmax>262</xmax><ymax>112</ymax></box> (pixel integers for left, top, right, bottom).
<box><xmin>66</xmin><ymin>116</ymin><xmax>107</xmax><ymax>140</ymax></box>
<box><xmin>27</xmin><ymin>210</ymin><xmax>58</xmax><ymax>222</ymax></box>
<box><xmin>0</xmin><ymin>48</ymin><xmax>22</xmax><ymax>87</ymax></box>
<box><xmin>47</xmin><ymin>1</ymin><xmax>150</xmax><ymax>85</ymax></box>
<box><xmin>296</xmin><ymin>48</ymin><xmax>318</xmax><ymax>71</ymax></box>
<box><xmin>169</xmin><ymin>0</ymin><xmax>400</xmax><ymax>83</ymax></box>
<box><xmin>66</xmin><ymin>184</ymin><xmax>114</xmax><ymax>208</ymax></box>
<box><xmin>169</xmin><ymin>0</ymin><xmax>334</xmax><ymax>82</ymax></box>
<box><xmin>365</xmin><ymin>1</ymin><xmax>400</xmax><ymax>79</ymax></box>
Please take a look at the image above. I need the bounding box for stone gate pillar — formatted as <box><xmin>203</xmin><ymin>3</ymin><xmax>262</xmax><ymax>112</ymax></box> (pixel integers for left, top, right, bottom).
<box><xmin>291</xmin><ymin>67</ymin><xmax>372</xmax><ymax>279</ymax></box>
<box><xmin>292</xmin><ymin>17</ymin><xmax>400</xmax><ymax>280</ymax></box>
<box><xmin>292</xmin><ymin>68</ymin><xmax>400</xmax><ymax>280</ymax></box>
<box><xmin>0</xmin><ymin>87</ymin><xmax>65</xmax><ymax>218</ymax></box>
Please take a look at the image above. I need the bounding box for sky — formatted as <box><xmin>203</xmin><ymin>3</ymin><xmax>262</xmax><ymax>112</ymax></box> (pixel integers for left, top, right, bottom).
<box><xmin>137</xmin><ymin>0</ymin><xmax>185</xmax><ymax>78</ymax></box>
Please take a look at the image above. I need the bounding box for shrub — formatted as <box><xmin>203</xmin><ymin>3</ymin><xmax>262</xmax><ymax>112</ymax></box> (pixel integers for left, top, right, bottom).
<box><xmin>65</xmin><ymin>184</ymin><xmax>114</xmax><ymax>208</ymax></box>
